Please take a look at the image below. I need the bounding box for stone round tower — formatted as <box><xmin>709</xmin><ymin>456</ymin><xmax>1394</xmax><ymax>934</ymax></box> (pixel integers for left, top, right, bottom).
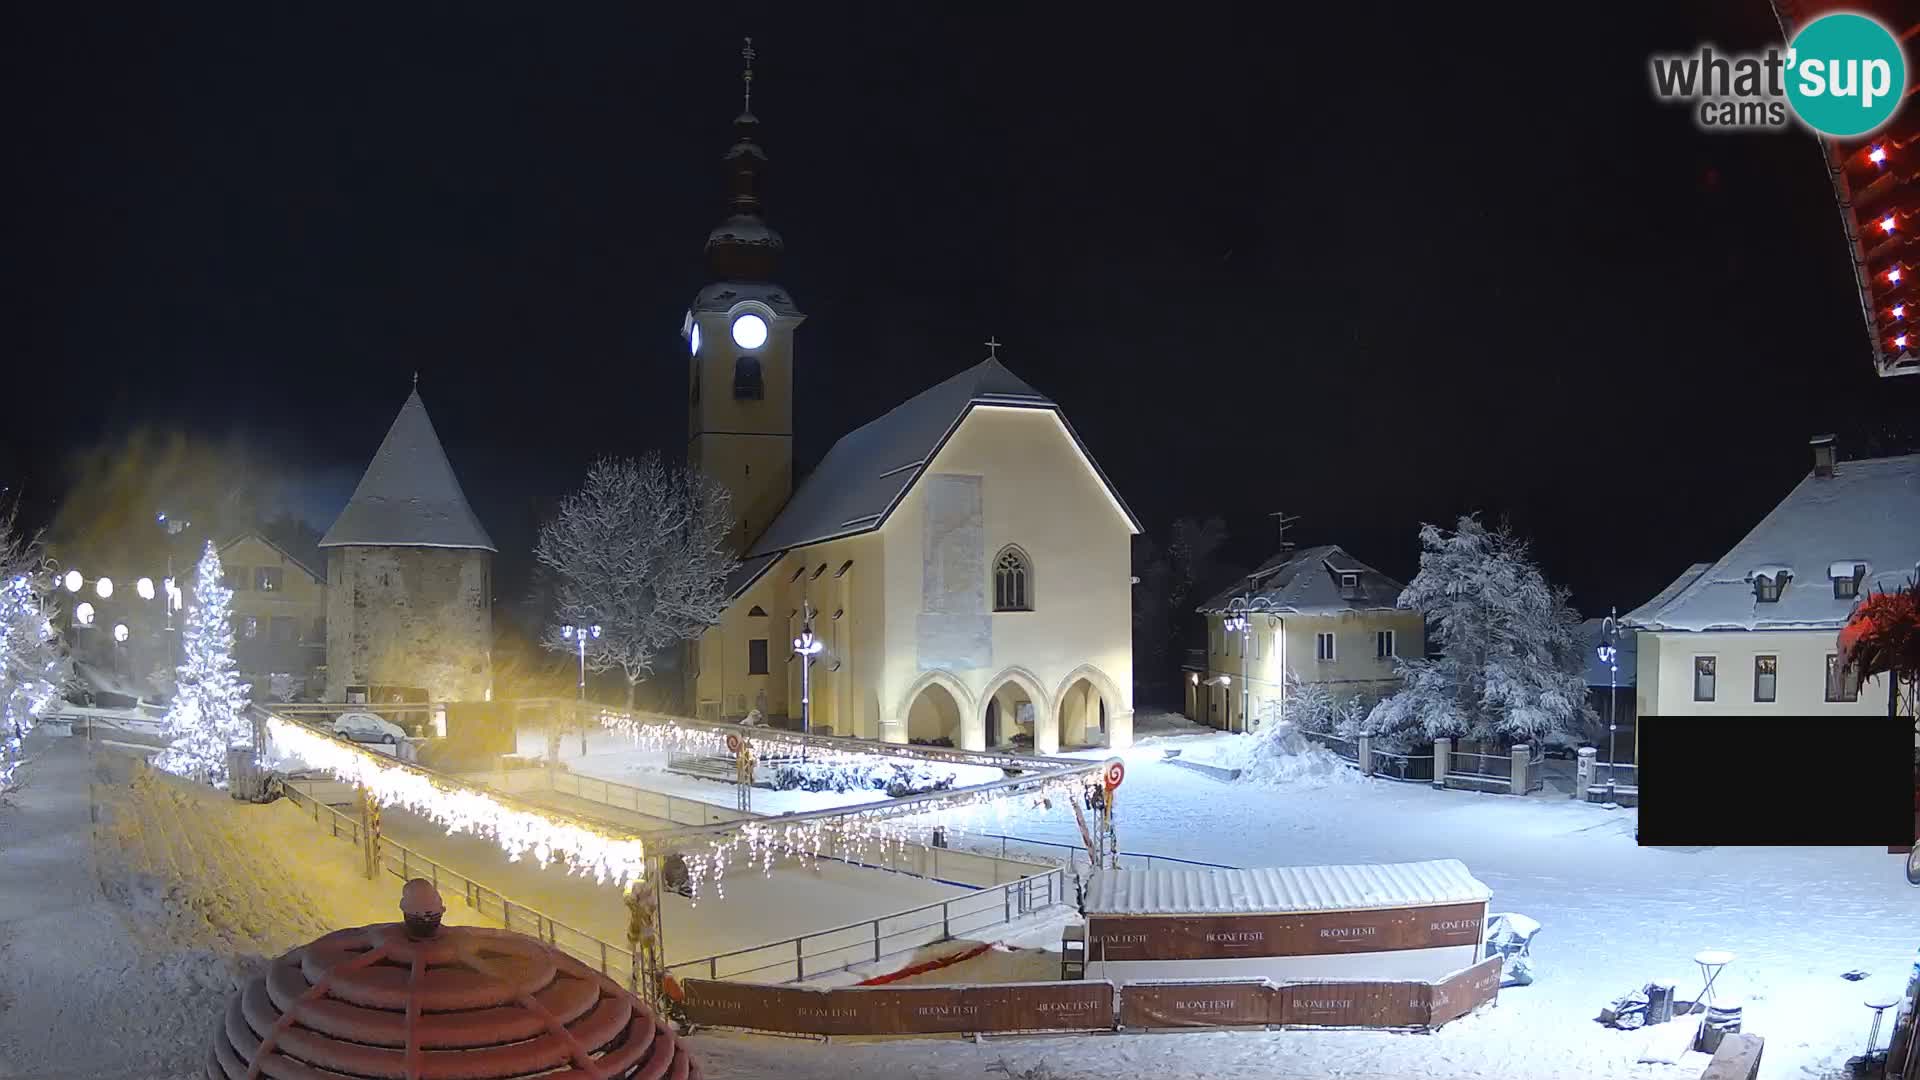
<box><xmin>320</xmin><ymin>389</ymin><xmax>495</xmax><ymax>703</ymax></box>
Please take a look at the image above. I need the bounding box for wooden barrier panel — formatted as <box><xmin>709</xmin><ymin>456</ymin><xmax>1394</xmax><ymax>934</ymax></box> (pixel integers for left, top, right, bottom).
<box><xmin>1277</xmin><ymin>979</ymin><xmax>1429</xmax><ymax>1029</ymax></box>
<box><xmin>1089</xmin><ymin>902</ymin><xmax>1485</xmax><ymax>961</ymax></box>
<box><xmin>1427</xmin><ymin>956</ymin><xmax>1502</xmax><ymax>1027</ymax></box>
<box><xmin>1118</xmin><ymin>981</ymin><xmax>1276</xmax><ymax>1028</ymax></box>
<box><xmin>683</xmin><ymin>958</ymin><xmax>1496</xmax><ymax>1036</ymax></box>
<box><xmin>680</xmin><ymin>979</ymin><xmax>1116</xmax><ymax>1035</ymax></box>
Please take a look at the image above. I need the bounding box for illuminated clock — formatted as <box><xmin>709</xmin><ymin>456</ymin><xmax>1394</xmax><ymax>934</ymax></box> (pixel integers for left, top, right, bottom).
<box><xmin>731</xmin><ymin>313</ymin><xmax>768</xmax><ymax>350</ymax></box>
<box><xmin>689</xmin><ymin>322</ymin><xmax>702</xmax><ymax>356</ymax></box>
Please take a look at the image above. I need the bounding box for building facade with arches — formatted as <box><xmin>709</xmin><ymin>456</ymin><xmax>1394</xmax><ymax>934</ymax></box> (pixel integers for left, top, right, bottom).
<box><xmin>676</xmin><ymin>54</ymin><xmax>1139</xmax><ymax>753</ymax></box>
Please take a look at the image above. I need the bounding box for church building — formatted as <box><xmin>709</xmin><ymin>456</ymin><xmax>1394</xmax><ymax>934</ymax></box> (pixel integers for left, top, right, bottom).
<box><xmin>683</xmin><ymin>47</ymin><xmax>1139</xmax><ymax>753</ymax></box>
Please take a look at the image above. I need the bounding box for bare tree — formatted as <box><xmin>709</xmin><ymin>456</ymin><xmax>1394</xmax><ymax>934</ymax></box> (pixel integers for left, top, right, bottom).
<box><xmin>534</xmin><ymin>456</ymin><xmax>739</xmax><ymax>711</ymax></box>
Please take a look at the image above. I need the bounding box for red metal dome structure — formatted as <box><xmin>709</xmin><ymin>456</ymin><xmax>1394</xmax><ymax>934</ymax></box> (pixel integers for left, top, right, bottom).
<box><xmin>208</xmin><ymin>881</ymin><xmax>700</xmax><ymax>1079</ymax></box>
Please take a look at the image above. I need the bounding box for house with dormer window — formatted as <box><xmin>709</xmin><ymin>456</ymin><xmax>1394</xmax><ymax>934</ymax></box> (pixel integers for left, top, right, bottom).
<box><xmin>1624</xmin><ymin>436</ymin><xmax>1919</xmax><ymax>730</ymax></box>
<box><xmin>1185</xmin><ymin>544</ymin><xmax>1424</xmax><ymax>733</ymax></box>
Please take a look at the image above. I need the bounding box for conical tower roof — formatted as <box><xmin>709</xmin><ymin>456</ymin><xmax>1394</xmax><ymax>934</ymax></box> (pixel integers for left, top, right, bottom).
<box><xmin>320</xmin><ymin>390</ymin><xmax>496</xmax><ymax>552</ymax></box>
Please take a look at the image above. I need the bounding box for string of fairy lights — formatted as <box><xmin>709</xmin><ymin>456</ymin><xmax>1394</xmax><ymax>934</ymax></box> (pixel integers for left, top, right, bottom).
<box><xmin>267</xmin><ymin>708</ymin><xmax>1099</xmax><ymax>904</ymax></box>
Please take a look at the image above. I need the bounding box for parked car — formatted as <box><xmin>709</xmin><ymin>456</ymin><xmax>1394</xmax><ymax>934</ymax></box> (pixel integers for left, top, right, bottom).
<box><xmin>332</xmin><ymin>712</ymin><xmax>408</xmax><ymax>745</ymax></box>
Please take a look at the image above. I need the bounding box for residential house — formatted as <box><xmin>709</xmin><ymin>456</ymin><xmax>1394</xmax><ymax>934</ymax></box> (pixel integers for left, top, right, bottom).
<box><xmin>218</xmin><ymin>532</ymin><xmax>327</xmax><ymax>701</ymax></box>
<box><xmin>1623</xmin><ymin>437</ymin><xmax>1919</xmax><ymax>744</ymax></box>
<box><xmin>1186</xmin><ymin>545</ymin><xmax>1423</xmax><ymax>733</ymax></box>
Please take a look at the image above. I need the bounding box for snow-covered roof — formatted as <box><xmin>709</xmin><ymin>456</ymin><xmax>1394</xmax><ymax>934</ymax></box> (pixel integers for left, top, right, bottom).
<box><xmin>319</xmin><ymin>390</ymin><xmax>496</xmax><ymax>552</ymax></box>
<box><xmin>1580</xmin><ymin>617</ymin><xmax>1637</xmax><ymax>687</ymax></box>
<box><xmin>733</xmin><ymin>359</ymin><xmax>1140</xmax><ymax>591</ymax></box>
<box><xmin>218</xmin><ymin>532</ymin><xmax>324</xmax><ymax>584</ymax></box>
<box><xmin>1622</xmin><ymin>453</ymin><xmax>1919</xmax><ymax>632</ymax></box>
<box><xmin>1196</xmin><ymin>544</ymin><xmax>1404</xmax><ymax>614</ymax></box>
<box><xmin>1084</xmin><ymin>859</ymin><xmax>1490</xmax><ymax>917</ymax></box>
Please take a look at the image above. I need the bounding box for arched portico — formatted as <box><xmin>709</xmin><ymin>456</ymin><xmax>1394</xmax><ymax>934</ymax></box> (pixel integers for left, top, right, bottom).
<box><xmin>1053</xmin><ymin>664</ymin><xmax>1130</xmax><ymax>751</ymax></box>
<box><xmin>894</xmin><ymin>669</ymin><xmax>978</xmax><ymax>749</ymax></box>
<box><xmin>980</xmin><ymin>666</ymin><xmax>1051</xmax><ymax>752</ymax></box>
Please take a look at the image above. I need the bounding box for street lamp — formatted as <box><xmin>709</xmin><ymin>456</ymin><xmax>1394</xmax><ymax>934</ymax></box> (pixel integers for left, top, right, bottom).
<box><xmin>792</xmin><ymin>602</ymin><xmax>824</xmax><ymax>736</ymax></box>
<box><xmin>1223</xmin><ymin>593</ymin><xmax>1274</xmax><ymax>733</ymax></box>
<box><xmin>560</xmin><ymin>624</ymin><xmax>600</xmax><ymax>699</ymax></box>
<box><xmin>136</xmin><ymin>577</ymin><xmax>155</xmax><ymax>601</ymax></box>
<box><xmin>1597</xmin><ymin>609</ymin><xmax>1620</xmax><ymax>796</ymax></box>
<box><xmin>157</xmin><ymin>512</ymin><xmax>189</xmax><ymax>633</ymax></box>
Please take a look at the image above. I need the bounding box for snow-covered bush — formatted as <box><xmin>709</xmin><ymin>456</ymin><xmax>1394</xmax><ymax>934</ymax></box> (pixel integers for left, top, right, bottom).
<box><xmin>1236</xmin><ymin>719</ymin><xmax>1363</xmax><ymax>788</ymax></box>
<box><xmin>767</xmin><ymin>758</ymin><xmax>959</xmax><ymax>798</ymax></box>
<box><xmin>1368</xmin><ymin>516</ymin><xmax>1595</xmax><ymax>746</ymax></box>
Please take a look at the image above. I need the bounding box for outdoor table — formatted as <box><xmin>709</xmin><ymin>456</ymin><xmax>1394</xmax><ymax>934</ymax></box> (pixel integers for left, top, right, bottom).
<box><xmin>1694</xmin><ymin>949</ymin><xmax>1734</xmax><ymax>1010</ymax></box>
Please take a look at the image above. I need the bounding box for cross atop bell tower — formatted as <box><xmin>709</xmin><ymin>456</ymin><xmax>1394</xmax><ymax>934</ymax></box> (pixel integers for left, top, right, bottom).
<box><xmin>686</xmin><ymin>38</ymin><xmax>804</xmax><ymax>553</ymax></box>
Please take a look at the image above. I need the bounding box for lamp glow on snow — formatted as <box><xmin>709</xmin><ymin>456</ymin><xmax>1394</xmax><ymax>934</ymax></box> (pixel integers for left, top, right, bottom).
<box><xmin>63</xmin><ymin>570</ymin><xmax>81</xmax><ymax>593</ymax></box>
<box><xmin>94</xmin><ymin>576</ymin><xmax>112</xmax><ymax>599</ymax></box>
<box><xmin>136</xmin><ymin>576</ymin><xmax>155</xmax><ymax>600</ymax></box>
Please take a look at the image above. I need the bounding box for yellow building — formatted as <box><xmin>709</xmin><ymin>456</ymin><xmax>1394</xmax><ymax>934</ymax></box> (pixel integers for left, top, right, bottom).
<box><xmin>1186</xmin><ymin>545</ymin><xmax>1424</xmax><ymax>733</ymax></box>
<box><xmin>217</xmin><ymin>532</ymin><xmax>327</xmax><ymax>699</ymax></box>
<box><xmin>680</xmin><ymin>85</ymin><xmax>1139</xmax><ymax>753</ymax></box>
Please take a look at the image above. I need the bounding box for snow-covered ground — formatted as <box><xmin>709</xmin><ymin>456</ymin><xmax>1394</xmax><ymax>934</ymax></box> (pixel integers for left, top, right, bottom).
<box><xmin>16</xmin><ymin>711</ymin><xmax>1912</xmax><ymax>1080</ymax></box>
<box><xmin>0</xmin><ymin>731</ymin><xmax>497</xmax><ymax>1079</ymax></box>
<box><xmin>692</xmin><ymin>716</ymin><xmax>1916</xmax><ymax>1080</ymax></box>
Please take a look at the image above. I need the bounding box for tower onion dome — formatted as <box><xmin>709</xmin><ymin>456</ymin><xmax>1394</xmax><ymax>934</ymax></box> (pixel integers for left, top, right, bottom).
<box><xmin>705</xmin><ymin>110</ymin><xmax>784</xmax><ymax>281</ymax></box>
<box><xmin>207</xmin><ymin>882</ymin><xmax>700</xmax><ymax>1079</ymax></box>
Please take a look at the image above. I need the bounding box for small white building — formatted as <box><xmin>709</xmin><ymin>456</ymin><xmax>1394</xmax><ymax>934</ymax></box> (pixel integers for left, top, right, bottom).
<box><xmin>1624</xmin><ymin>437</ymin><xmax>1919</xmax><ymax>730</ymax></box>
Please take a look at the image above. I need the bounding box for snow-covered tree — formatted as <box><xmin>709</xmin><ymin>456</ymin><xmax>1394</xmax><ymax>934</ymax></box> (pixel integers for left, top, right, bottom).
<box><xmin>0</xmin><ymin>511</ymin><xmax>71</xmax><ymax>795</ymax></box>
<box><xmin>154</xmin><ymin>540</ymin><xmax>252</xmax><ymax>786</ymax></box>
<box><xmin>1368</xmin><ymin>516</ymin><xmax>1594</xmax><ymax>745</ymax></box>
<box><xmin>534</xmin><ymin>455</ymin><xmax>739</xmax><ymax>709</ymax></box>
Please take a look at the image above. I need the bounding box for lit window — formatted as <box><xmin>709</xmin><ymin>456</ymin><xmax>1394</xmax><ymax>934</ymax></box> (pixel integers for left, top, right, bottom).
<box><xmin>1754</xmin><ymin>656</ymin><xmax>1777</xmax><ymax>703</ymax></box>
<box><xmin>1376</xmin><ymin>629</ymin><xmax>1395</xmax><ymax>659</ymax></box>
<box><xmin>1693</xmin><ymin>656</ymin><xmax>1716</xmax><ymax>701</ymax></box>
<box><xmin>993</xmin><ymin>547</ymin><xmax>1033</xmax><ymax>612</ymax></box>
<box><xmin>1825</xmin><ymin>654</ymin><xmax>1859</xmax><ymax>702</ymax></box>
<box><xmin>256</xmin><ymin>567</ymin><xmax>283</xmax><ymax>592</ymax></box>
<box><xmin>1316</xmin><ymin>632</ymin><xmax>1335</xmax><ymax>662</ymax></box>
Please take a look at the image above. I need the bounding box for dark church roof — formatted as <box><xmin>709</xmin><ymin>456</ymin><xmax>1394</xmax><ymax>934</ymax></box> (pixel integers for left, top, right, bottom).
<box><xmin>1197</xmin><ymin>544</ymin><xmax>1405</xmax><ymax>614</ymax></box>
<box><xmin>320</xmin><ymin>390</ymin><xmax>496</xmax><ymax>552</ymax></box>
<box><xmin>732</xmin><ymin>358</ymin><xmax>1138</xmax><ymax>595</ymax></box>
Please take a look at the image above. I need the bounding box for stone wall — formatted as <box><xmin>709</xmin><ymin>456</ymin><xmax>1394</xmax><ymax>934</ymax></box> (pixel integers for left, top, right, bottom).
<box><xmin>324</xmin><ymin>546</ymin><xmax>491</xmax><ymax>702</ymax></box>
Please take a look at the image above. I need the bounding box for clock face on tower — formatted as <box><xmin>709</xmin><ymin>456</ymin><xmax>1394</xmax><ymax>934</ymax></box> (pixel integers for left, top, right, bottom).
<box><xmin>689</xmin><ymin>323</ymin><xmax>702</xmax><ymax>356</ymax></box>
<box><xmin>731</xmin><ymin>313</ymin><xmax>768</xmax><ymax>350</ymax></box>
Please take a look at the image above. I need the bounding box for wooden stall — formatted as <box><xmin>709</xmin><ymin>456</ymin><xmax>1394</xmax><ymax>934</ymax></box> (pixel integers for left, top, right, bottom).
<box><xmin>1083</xmin><ymin>858</ymin><xmax>1492</xmax><ymax>984</ymax></box>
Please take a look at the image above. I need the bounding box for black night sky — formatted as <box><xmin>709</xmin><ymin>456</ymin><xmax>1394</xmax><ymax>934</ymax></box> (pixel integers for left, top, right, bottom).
<box><xmin>5</xmin><ymin>5</ymin><xmax>1917</xmax><ymax>631</ymax></box>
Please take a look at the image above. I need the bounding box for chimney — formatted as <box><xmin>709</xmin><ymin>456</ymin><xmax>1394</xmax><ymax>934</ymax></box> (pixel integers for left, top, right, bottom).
<box><xmin>1810</xmin><ymin>434</ymin><xmax>1837</xmax><ymax>479</ymax></box>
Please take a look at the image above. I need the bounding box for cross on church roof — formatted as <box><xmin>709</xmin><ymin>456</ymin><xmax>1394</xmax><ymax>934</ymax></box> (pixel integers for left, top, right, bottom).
<box><xmin>742</xmin><ymin>37</ymin><xmax>756</xmax><ymax>113</ymax></box>
<box><xmin>984</xmin><ymin>336</ymin><xmax>1002</xmax><ymax>360</ymax></box>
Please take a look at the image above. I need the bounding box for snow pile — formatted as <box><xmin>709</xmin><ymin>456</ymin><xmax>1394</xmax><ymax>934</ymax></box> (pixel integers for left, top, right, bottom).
<box><xmin>1191</xmin><ymin>723</ymin><xmax>1364</xmax><ymax>789</ymax></box>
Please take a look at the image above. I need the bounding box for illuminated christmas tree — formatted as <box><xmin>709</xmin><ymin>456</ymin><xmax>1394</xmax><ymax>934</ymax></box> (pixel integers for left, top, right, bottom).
<box><xmin>154</xmin><ymin>541</ymin><xmax>252</xmax><ymax>786</ymax></box>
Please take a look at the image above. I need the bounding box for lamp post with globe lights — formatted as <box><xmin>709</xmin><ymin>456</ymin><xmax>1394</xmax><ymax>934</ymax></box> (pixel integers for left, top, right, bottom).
<box><xmin>1596</xmin><ymin>609</ymin><xmax>1621</xmax><ymax>797</ymax></box>
<box><xmin>792</xmin><ymin>602</ymin><xmax>824</xmax><ymax>737</ymax></box>
<box><xmin>561</xmin><ymin>624</ymin><xmax>600</xmax><ymax>755</ymax></box>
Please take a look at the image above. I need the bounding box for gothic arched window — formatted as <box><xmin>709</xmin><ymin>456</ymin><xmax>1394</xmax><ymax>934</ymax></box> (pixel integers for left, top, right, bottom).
<box><xmin>993</xmin><ymin>546</ymin><xmax>1033</xmax><ymax>612</ymax></box>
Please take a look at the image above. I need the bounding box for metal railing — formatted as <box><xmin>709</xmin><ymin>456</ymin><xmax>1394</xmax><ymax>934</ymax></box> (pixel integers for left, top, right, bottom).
<box><xmin>542</xmin><ymin>767</ymin><xmax>1052</xmax><ymax>890</ymax></box>
<box><xmin>665</xmin><ymin>867</ymin><xmax>1067</xmax><ymax>985</ymax></box>
<box><xmin>970</xmin><ymin>832</ymin><xmax>1238</xmax><ymax>873</ymax></box>
<box><xmin>279</xmin><ymin>780</ymin><xmax>640</xmax><ymax>988</ymax></box>
<box><xmin>1369</xmin><ymin>746</ymin><xmax>1435</xmax><ymax>783</ymax></box>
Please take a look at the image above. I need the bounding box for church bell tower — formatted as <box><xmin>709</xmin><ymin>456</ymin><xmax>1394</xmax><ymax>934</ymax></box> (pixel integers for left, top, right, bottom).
<box><xmin>686</xmin><ymin>37</ymin><xmax>803</xmax><ymax>553</ymax></box>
